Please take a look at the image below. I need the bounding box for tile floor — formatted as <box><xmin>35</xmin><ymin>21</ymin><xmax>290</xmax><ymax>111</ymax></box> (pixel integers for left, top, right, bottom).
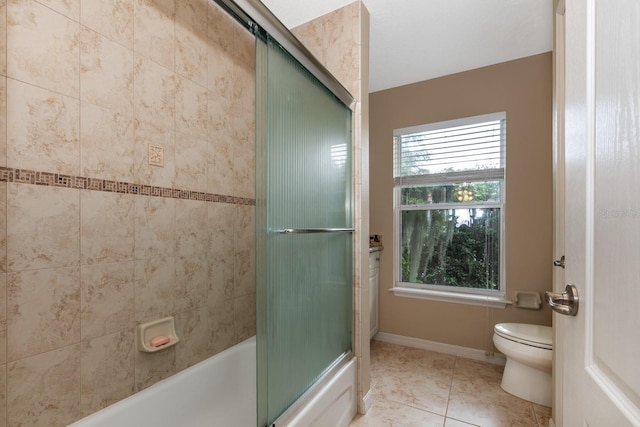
<box><xmin>350</xmin><ymin>340</ymin><xmax>552</xmax><ymax>427</ymax></box>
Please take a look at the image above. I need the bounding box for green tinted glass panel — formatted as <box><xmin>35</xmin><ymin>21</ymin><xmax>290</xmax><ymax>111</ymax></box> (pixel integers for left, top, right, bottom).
<box><xmin>256</xmin><ymin>35</ymin><xmax>353</xmax><ymax>427</ymax></box>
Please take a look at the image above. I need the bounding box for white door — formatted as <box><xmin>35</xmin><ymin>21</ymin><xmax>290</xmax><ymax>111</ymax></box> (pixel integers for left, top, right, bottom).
<box><xmin>551</xmin><ymin>0</ymin><xmax>566</xmax><ymax>424</ymax></box>
<box><xmin>558</xmin><ymin>0</ymin><xmax>640</xmax><ymax>425</ymax></box>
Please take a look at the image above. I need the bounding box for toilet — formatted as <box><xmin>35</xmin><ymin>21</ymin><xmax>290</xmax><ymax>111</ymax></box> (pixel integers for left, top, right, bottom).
<box><xmin>493</xmin><ymin>323</ymin><xmax>553</xmax><ymax>407</ymax></box>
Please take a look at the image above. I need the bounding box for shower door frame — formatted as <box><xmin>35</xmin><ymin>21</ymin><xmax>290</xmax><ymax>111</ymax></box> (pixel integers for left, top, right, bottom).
<box><xmin>209</xmin><ymin>1</ymin><xmax>358</xmax><ymax>427</ymax></box>
<box><xmin>255</xmin><ymin>34</ymin><xmax>355</xmax><ymax>425</ymax></box>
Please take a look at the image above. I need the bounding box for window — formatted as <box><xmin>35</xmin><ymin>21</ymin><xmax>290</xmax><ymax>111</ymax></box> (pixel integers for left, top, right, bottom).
<box><xmin>392</xmin><ymin>113</ymin><xmax>506</xmax><ymax>305</ymax></box>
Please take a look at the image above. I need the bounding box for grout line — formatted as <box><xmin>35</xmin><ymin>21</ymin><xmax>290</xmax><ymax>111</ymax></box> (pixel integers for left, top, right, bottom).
<box><xmin>443</xmin><ymin>356</ymin><xmax>458</xmax><ymax>421</ymax></box>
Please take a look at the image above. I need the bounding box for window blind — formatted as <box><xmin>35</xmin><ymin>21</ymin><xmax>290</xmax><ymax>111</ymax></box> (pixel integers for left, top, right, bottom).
<box><xmin>394</xmin><ymin>112</ymin><xmax>506</xmax><ymax>186</ymax></box>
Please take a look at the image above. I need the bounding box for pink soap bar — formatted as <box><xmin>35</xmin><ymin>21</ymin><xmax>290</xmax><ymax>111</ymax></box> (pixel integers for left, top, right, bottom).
<box><xmin>150</xmin><ymin>335</ymin><xmax>170</xmax><ymax>347</ymax></box>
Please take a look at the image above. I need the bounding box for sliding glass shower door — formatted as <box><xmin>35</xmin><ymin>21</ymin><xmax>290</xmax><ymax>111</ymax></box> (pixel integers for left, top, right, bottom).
<box><xmin>255</xmin><ymin>35</ymin><xmax>353</xmax><ymax>427</ymax></box>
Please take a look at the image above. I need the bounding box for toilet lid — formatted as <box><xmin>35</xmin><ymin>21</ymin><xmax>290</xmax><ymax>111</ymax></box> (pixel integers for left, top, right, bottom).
<box><xmin>494</xmin><ymin>323</ymin><xmax>552</xmax><ymax>349</ymax></box>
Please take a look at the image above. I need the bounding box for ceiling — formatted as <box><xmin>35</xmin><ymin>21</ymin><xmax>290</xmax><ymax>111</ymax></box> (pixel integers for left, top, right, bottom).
<box><xmin>259</xmin><ymin>0</ymin><xmax>553</xmax><ymax>93</ymax></box>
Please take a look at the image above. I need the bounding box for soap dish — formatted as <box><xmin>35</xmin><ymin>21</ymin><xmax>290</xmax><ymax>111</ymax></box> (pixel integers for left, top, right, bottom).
<box><xmin>137</xmin><ymin>316</ymin><xmax>180</xmax><ymax>353</ymax></box>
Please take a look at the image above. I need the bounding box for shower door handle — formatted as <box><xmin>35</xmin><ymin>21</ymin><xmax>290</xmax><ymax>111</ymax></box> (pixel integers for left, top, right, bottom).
<box><xmin>274</xmin><ymin>228</ymin><xmax>355</xmax><ymax>234</ymax></box>
<box><xmin>544</xmin><ymin>284</ymin><xmax>579</xmax><ymax>316</ymax></box>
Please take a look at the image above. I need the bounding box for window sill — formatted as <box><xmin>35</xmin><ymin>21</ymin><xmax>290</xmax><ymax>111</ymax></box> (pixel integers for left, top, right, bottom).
<box><xmin>389</xmin><ymin>286</ymin><xmax>512</xmax><ymax>309</ymax></box>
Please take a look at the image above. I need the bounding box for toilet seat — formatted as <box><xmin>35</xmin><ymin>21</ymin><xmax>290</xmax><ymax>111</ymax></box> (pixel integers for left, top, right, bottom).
<box><xmin>494</xmin><ymin>323</ymin><xmax>552</xmax><ymax>350</ymax></box>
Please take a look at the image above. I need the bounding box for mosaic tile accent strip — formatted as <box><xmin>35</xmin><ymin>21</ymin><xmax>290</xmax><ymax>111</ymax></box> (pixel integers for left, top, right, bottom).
<box><xmin>0</xmin><ymin>167</ymin><xmax>255</xmax><ymax>206</ymax></box>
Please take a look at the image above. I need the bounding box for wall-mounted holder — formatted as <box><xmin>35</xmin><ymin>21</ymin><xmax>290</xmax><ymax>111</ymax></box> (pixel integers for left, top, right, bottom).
<box><xmin>137</xmin><ymin>316</ymin><xmax>180</xmax><ymax>353</ymax></box>
<box><xmin>514</xmin><ymin>291</ymin><xmax>542</xmax><ymax>309</ymax></box>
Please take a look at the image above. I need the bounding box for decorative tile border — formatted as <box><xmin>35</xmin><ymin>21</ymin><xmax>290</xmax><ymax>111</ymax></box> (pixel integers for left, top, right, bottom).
<box><xmin>0</xmin><ymin>167</ymin><xmax>255</xmax><ymax>206</ymax></box>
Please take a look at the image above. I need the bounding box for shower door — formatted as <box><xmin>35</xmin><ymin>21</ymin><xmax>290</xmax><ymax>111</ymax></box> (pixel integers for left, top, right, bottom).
<box><xmin>255</xmin><ymin>35</ymin><xmax>353</xmax><ymax>427</ymax></box>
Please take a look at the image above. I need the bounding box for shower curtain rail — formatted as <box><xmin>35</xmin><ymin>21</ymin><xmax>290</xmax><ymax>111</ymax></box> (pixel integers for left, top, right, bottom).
<box><xmin>274</xmin><ymin>228</ymin><xmax>355</xmax><ymax>234</ymax></box>
<box><xmin>211</xmin><ymin>0</ymin><xmax>355</xmax><ymax>109</ymax></box>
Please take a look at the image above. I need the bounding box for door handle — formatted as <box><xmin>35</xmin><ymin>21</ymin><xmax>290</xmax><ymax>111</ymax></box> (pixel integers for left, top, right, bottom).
<box><xmin>544</xmin><ymin>284</ymin><xmax>579</xmax><ymax>316</ymax></box>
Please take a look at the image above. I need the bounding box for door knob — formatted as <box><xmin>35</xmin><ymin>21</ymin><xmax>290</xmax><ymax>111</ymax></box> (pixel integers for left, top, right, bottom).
<box><xmin>544</xmin><ymin>284</ymin><xmax>579</xmax><ymax>316</ymax></box>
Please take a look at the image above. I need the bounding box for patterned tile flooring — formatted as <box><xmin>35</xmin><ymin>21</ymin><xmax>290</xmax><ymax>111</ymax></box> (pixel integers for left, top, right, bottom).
<box><xmin>350</xmin><ymin>340</ymin><xmax>552</xmax><ymax>427</ymax></box>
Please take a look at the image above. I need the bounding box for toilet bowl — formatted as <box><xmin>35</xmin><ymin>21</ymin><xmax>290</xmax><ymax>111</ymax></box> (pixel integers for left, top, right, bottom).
<box><xmin>493</xmin><ymin>323</ymin><xmax>552</xmax><ymax>407</ymax></box>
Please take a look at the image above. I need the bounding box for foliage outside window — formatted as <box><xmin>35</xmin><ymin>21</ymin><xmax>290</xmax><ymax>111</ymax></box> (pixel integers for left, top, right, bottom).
<box><xmin>394</xmin><ymin>113</ymin><xmax>506</xmax><ymax>295</ymax></box>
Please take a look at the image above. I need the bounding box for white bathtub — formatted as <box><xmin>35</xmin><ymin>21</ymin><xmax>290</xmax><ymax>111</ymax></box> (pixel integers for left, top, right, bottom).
<box><xmin>69</xmin><ymin>336</ymin><xmax>356</xmax><ymax>427</ymax></box>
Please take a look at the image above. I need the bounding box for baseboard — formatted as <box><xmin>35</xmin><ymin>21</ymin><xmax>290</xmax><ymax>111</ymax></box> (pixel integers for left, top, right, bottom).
<box><xmin>373</xmin><ymin>332</ymin><xmax>506</xmax><ymax>366</ymax></box>
<box><xmin>361</xmin><ymin>388</ymin><xmax>374</xmax><ymax>413</ymax></box>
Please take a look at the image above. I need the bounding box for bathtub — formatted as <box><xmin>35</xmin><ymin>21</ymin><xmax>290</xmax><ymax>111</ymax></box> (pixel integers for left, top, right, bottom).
<box><xmin>69</xmin><ymin>336</ymin><xmax>357</xmax><ymax>427</ymax></box>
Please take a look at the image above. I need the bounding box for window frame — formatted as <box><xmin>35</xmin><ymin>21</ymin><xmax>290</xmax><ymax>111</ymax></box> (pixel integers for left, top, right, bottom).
<box><xmin>391</xmin><ymin>112</ymin><xmax>509</xmax><ymax>308</ymax></box>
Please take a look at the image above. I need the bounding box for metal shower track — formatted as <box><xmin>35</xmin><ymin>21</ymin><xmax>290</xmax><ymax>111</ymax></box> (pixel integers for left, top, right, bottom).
<box><xmin>211</xmin><ymin>0</ymin><xmax>355</xmax><ymax>109</ymax></box>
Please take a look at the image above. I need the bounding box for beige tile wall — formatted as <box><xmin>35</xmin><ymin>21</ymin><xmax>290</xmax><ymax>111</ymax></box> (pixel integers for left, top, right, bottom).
<box><xmin>0</xmin><ymin>0</ymin><xmax>255</xmax><ymax>425</ymax></box>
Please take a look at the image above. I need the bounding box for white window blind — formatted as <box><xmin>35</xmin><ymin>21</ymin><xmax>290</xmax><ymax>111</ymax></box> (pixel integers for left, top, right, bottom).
<box><xmin>394</xmin><ymin>112</ymin><xmax>506</xmax><ymax>187</ymax></box>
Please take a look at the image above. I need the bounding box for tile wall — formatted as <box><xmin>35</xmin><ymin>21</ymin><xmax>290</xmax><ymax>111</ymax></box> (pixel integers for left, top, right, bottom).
<box><xmin>0</xmin><ymin>0</ymin><xmax>256</xmax><ymax>425</ymax></box>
